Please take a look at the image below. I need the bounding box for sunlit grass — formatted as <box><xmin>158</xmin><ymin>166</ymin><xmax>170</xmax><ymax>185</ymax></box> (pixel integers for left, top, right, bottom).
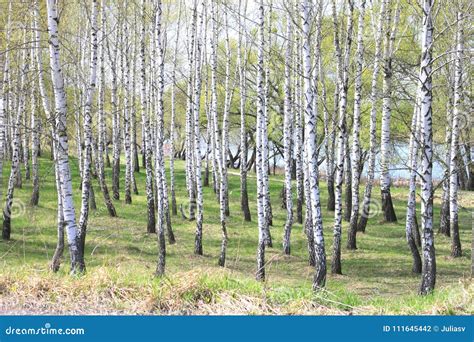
<box><xmin>0</xmin><ymin>155</ymin><xmax>472</xmax><ymax>314</ymax></box>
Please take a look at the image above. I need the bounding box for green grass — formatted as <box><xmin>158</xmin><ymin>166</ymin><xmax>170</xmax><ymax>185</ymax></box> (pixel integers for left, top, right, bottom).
<box><xmin>0</xmin><ymin>155</ymin><xmax>472</xmax><ymax>314</ymax></box>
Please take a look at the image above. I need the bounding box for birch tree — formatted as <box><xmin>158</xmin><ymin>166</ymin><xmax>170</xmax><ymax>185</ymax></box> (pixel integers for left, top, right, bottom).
<box><xmin>439</xmin><ymin>98</ymin><xmax>452</xmax><ymax>236</ymax></box>
<box><xmin>419</xmin><ymin>0</ymin><xmax>435</xmax><ymax>295</ymax></box>
<box><xmin>109</xmin><ymin>14</ymin><xmax>121</xmax><ymax>201</ymax></box>
<box><xmin>33</xmin><ymin>0</ymin><xmax>64</xmax><ymax>271</ymax></box>
<box><xmin>155</xmin><ymin>0</ymin><xmax>166</xmax><ymax>276</ymax></box>
<box><xmin>209</xmin><ymin>0</ymin><xmax>228</xmax><ymax>267</ymax></box>
<box><xmin>140</xmin><ymin>0</ymin><xmax>156</xmax><ymax>233</ymax></box>
<box><xmin>238</xmin><ymin>0</ymin><xmax>251</xmax><ymax>222</ymax></box>
<box><xmin>379</xmin><ymin>0</ymin><xmax>400</xmax><ymax>223</ymax></box>
<box><xmin>169</xmin><ymin>0</ymin><xmax>183</xmax><ymax>217</ymax></box>
<box><xmin>256</xmin><ymin>0</ymin><xmax>267</xmax><ymax>281</ymax></box>
<box><xmin>97</xmin><ymin>0</ymin><xmax>117</xmax><ymax>217</ymax></box>
<box><xmin>30</xmin><ymin>81</ymin><xmax>40</xmax><ymax>206</ymax></box>
<box><xmin>221</xmin><ymin>9</ymin><xmax>231</xmax><ymax>218</ymax></box>
<box><xmin>77</xmin><ymin>0</ymin><xmax>100</xmax><ymax>271</ymax></box>
<box><xmin>358</xmin><ymin>0</ymin><xmax>387</xmax><ymax>232</ymax></box>
<box><xmin>193</xmin><ymin>1</ymin><xmax>204</xmax><ymax>256</ymax></box>
<box><xmin>332</xmin><ymin>0</ymin><xmax>354</xmax><ymax>273</ymax></box>
<box><xmin>123</xmin><ymin>19</ymin><xmax>133</xmax><ymax>205</ymax></box>
<box><xmin>0</xmin><ymin>0</ymin><xmax>12</xmax><ymax>187</ymax></box>
<box><xmin>449</xmin><ymin>11</ymin><xmax>463</xmax><ymax>258</ymax></box>
<box><xmin>282</xmin><ymin>9</ymin><xmax>293</xmax><ymax>255</ymax></box>
<box><xmin>2</xmin><ymin>42</ymin><xmax>26</xmax><ymax>240</ymax></box>
<box><xmin>404</xmin><ymin>84</ymin><xmax>422</xmax><ymax>273</ymax></box>
<box><xmin>302</xmin><ymin>0</ymin><xmax>326</xmax><ymax>289</ymax></box>
<box><xmin>185</xmin><ymin>4</ymin><xmax>197</xmax><ymax>221</ymax></box>
<box><xmin>347</xmin><ymin>0</ymin><xmax>365</xmax><ymax>250</ymax></box>
<box><xmin>46</xmin><ymin>0</ymin><xmax>83</xmax><ymax>272</ymax></box>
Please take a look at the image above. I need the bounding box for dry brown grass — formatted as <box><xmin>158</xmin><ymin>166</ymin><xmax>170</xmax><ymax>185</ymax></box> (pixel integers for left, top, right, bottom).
<box><xmin>1</xmin><ymin>268</ymin><xmax>472</xmax><ymax>315</ymax></box>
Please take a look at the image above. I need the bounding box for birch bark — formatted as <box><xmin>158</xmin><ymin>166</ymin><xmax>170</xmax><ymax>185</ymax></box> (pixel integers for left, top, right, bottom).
<box><xmin>46</xmin><ymin>0</ymin><xmax>83</xmax><ymax>272</ymax></box>
<box><xmin>449</xmin><ymin>12</ymin><xmax>463</xmax><ymax>258</ymax></box>
<box><xmin>358</xmin><ymin>0</ymin><xmax>387</xmax><ymax>232</ymax></box>
<box><xmin>419</xmin><ymin>0</ymin><xmax>436</xmax><ymax>295</ymax></box>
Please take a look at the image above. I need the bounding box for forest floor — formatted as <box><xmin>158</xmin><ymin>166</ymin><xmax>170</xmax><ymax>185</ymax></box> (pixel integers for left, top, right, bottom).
<box><xmin>0</xmin><ymin>156</ymin><xmax>472</xmax><ymax>315</ymax></box>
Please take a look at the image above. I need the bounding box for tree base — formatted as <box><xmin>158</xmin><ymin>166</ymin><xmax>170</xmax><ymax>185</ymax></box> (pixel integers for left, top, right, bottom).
<box><xmin>381</xmin><ymin>189</ymin><xmax>397</xmax><ymax>222</ymax></box>
<box><xmin>327</xmin><ymin>179</ymin><xmax>335</xmax><ymax>211</ymax></box>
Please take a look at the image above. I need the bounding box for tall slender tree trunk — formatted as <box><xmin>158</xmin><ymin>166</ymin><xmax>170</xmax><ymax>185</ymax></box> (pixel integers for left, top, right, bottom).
<box><xmin>405</xmin><ymin>87</ymin><xmax>422</xmax><ymax>274</ymax></box>
<box><xmin>347</xmin><ymin>0</ymin><xmax>366</xmax><ymax>250</ymax></box>
<box><xmin>0</xmin><ymin>0</ymin><xmax>12</xmax><ymax>190</ymax></box>
<box><xmin>77</xmin><ymin>0</ymin><xmax>100</xmax><ymax>272</ymax></box>
<box><xmin>97</xmin><ymin>0</ymin><xmax>117</xmax><ymax>218</ymax></box>
<box><xmin>30</xmin><ymin>84</ymin><xmax>40</xmax><ymax>206</ymax></box>
<box><xmin>282</xmin><ymin>12</ymin><xmax>293</xmax><ymax>255</ymax></box>
<box><xmin>332</xmin><ymin>0</ymin><xmax>354</xmax><ymax>274</ymax></box>
<box><xmin>358</xmin><ymin>0</ymin><xmax>387</xmax><ymax>232</ymax></box>
<box><xmin>140</xmin><ymin>0</ymin><xmax>156</xmax><ymax>233</ymax></box>
<box><xmin>46</xmin><ymin>0</ymin><xmax>83</xmax><ymax>273</ymax></box>
<box><xmin>34</xmin><ymin>1</ymin><xmax>64</xmax><ymax>270</ymax></box>
<box><xmin>449</xmin><ymin>12</ymin><xmax>463</xmax><ymax>258</ymax></box>
<box><xmin>110</xmin><ymin>21</ymin><xmax>120</xmax><ymax>201</ymax></box>
<box><xmin>262</xmin><ymin>5</ymin><xmax>273</xmax><ymax>234</ymax></box>
<box><xmin>193</xmin><ymin>1</ymin><xmax>204</xmax><ymax>256</ymax></box>
<box><xmin>169</xmin><ymin>0</ymin><xmax>182</xmax><ymax>217</ymax></box>
<box><xmin>380</xmin><ymin>0</ymin><xmax>400</xmax><ymax>223</ymax></box>
<box><xmin>155</xmin><ymin>0</ymin><xmax>166</xmax><ymax>276</ymax></box>
<box><xmin>439</xmin><ymin>100</ymin><xmax>452</xmax><ymax>236</ymax></box>
<box><xmin>2</xmin><ymin>69</ymin><xmax>24</xmax><ymax>240</ymax></box>
<box><xmin>221</xmin><ymin>10</ymin><xmax>232</xmax><ymax>218</ymax></box>
<box><xmin>3</xmin><ymin>30</ymin><xmax>30</xmax><ymax>240</ymax></box>
<box><xmin>302</xmin><ymin>0</ymin><xmax>326</xmax><ymax>289</ymax></box>
<box><xmin>294</xmin><ymin>36</ymin><xmax>304</xmax><ymax>226</ymax></box>
<box><xmin>130</xmin><ymin>43</ymin><xmax>139</xmax><ymax>196</ymax></box>
<box><xmin>185</xmin><ymin>4</ymin><xmax>197</xmax><ymax>221</ymax></box>
<box><xmin>239</xmin><ymin>0</ymin><xmax>251</xmax><ymax>222</ymax></box>
<box><xmin>419</xmin><ymin>0</ymin><xmax>436</xmax><ymax>295</ymax></box>
<box><xmin>123</xmin><ymin>19</ymin><xmax>133</xmax><ymax>205</ymax></box>
<box><xmin>256</xmin><ymin>0</ymin><xmax>267</xmax><ymax>281</ymax></box>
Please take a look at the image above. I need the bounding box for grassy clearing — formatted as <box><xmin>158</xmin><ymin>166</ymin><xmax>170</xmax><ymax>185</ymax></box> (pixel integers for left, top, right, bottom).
<box><xmin>0</xmin><ymin>156</ymin><xmax>472</xmax><ymax>314</ymax></box>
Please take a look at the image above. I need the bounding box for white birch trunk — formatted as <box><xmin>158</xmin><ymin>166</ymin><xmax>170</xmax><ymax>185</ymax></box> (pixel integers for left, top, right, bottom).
<box><xmin>221</xmin><ymin>10</ymin><xmax>231</xmax><ymax>218</ymax></box>
<box><xmin>449</xmin><ymin>12</ymin><xmax>463</xmax><ymax>258</ymax></box>
<box><xmin>97</xmin><ymin>0</ymin><xmax>117</xmax><ymax>217</ymax></box>
<box><xmin>2</xmin><ymin>43</ymin><xmax>25</xmax><ymax>240</ymax></box>
<box><xmin>193</xmin><ymin>1</ymin><xmax>204</xmax><ymax>256</ymax></box>
<box><xmin>238</xmin><ymin>0</ymin><xmax>251</xmax><ymax>222</ymax></box>
<box><xmin>294</xmin><ymin>34</ymin><xmax>304</xmax><ymax>226</ymax></box>
<box><xmin>46</xmin><ymin>0</ymin><xmax>82</xmax><ymax>272</ymax></box>
<box><xmin>123</xmin><ymin>19</ymin><xmax>133</xmax><ymax>205</ymax></box>
<box><xmin>419</xmin><ymin>0</ymin><xmax>435</xmax><ymax>295</ymax></box>
<box><xmin>30</xmin><ymin>80</ymin><xmax>40</xmax><ymax>206</ymax></box>
<box><xmin>379</xmin><ymin>0</ymin><xmax>401</xmax><ymax>222</ymax></box>
<box><xmin>282</xmin><ymin>11</ymin><xmax>293</xmax><ymax>255</ymax></box>
<box><xmin>140</xmin><ymin>0</ymin><xmax>156</xmax><ymax>233</ymax></box>
<box><xmin>347</xmin><ymin>0</ymin><xmax>366</xmax><ymax>250</ymax></box>
<box><xmin>405</xmin><ymin>87</ymin><xmax>422</xmax><ymax>273</ymax></box>
<box><xmin>358</xmin><ymin>0</ymin><xmax>387</xmax><ymax>232</ymax></box>
<box><xmin>332</xmin><ymin>0</ymin><xmax>353</xmax><ymax>274</ymax></box>
<box><xmin>169</xmin><ymin>0</ymin><xmax>182</xmax><ymax>217</ymax></box>
<box><xmin>302</xmin><ymin>0</ymin><xmax>326</xmax><ymax>289</ymax></box>
<box><xmin>256</xmin><ymin>0</ymin><xmax>266</xmax><ymax>281</ymax></box>
<box><xmin>155</xmin><ymin>0</ymin><xmax>166</xmax><ymax>276</ymax></box>
<box><xmin>77</xmin><ymin>0</ymin><xmax>99</xmax><ymax>271</ymax></box>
